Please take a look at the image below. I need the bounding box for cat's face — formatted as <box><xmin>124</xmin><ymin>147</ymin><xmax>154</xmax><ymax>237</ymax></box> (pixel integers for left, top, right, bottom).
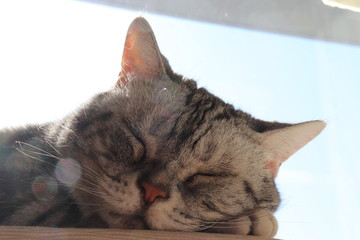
<box><xmin>50</xmin><ymin>17</ymin><xmax>325</xmax><ymax>232</ymax></box>
<box><xmin>69</xmin><ymin>92</ymin><xmax>278</xmax><ymax>231</ymax></box>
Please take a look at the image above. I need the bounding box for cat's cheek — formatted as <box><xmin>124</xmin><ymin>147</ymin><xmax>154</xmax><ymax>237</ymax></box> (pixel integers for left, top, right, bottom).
<box><xmin>93</xmin><ymin>174</ymin><xmax>144</xmax><ymax>216</ymax></box>
<box><xmin>144</xmin><ymin>193</ymin><xmax>197</xmax><ymax>231</ymax></box>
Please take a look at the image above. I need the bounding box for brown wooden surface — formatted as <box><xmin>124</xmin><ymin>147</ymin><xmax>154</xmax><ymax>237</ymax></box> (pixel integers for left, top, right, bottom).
<box><xmin>0</xmin><ymin>226</ymin><xmax>278</xmax><ymax>240</ymax></box>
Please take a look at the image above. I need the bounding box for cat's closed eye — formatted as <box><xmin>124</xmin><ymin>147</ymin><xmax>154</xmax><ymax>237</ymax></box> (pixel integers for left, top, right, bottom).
<box><xmin>184</xmin><ymin>173</ymin><xmax>220</xmax><ymax>185</ymax></box>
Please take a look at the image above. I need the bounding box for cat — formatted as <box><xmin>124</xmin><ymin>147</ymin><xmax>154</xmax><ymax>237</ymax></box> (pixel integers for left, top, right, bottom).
<box><xmin>0</xmin><ymin>17</ymin><xmax>325</xmax><ymax>235</ymax></box>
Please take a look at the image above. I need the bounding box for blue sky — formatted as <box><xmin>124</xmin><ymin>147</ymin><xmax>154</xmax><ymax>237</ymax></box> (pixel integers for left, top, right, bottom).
<box><xmin>0</xmin><ymin>0</ymin><xmax>359</xmax><ymax>239</ymax></box>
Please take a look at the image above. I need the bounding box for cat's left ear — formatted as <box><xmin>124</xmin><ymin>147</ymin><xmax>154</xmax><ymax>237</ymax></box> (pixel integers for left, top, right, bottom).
<box><xmin>116</xmin><ymin>17</ymin><xmax>166</xmax><ymax>87</ymax></box>
<box><xmin>262</xmin><ymin>120</ymin><xmax>326</xmax><ymax>177</ymax></box>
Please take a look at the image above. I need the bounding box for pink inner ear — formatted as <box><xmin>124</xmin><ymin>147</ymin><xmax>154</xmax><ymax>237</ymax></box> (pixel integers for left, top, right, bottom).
<box><xmin>116</xmin><ymin>33</ymin><xmax>137</xmax><ymax>87</ymax></box>
<box><xmin>265</xmin><ymin>161</ymin><xmax>281</xmax><ymax>177</ymax></box>
<box><xmin>117</xmin><ymin>68</ymin><xmax>130</xmax><ymax>87</ymax></box>
<box><xmin>116</xmin><ymin>17</ymin><xmax>168</xmax><ymax>88</ymax></box>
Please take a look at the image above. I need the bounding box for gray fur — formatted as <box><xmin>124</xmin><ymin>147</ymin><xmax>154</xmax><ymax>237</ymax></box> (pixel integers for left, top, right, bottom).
<box><xmin>0</xmin><ymin>17</ymin><xmax>298</xmax><ymax>233</ymax></box>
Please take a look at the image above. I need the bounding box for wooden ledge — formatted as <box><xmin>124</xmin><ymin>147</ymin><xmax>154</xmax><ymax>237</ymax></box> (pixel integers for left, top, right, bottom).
<box><xmin>0</xmin><ymin>226</ymin><xmax>278</xmax><ymax>240</ymax></box>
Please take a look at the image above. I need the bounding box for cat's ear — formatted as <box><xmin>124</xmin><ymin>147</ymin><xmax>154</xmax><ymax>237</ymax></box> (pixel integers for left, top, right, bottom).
<box><xmin>262</xmin><ymin>120</ymin><xmax>326</xmax><ymax>177</ymax></box>
<box><xmin>116</xmin><ymin>17</ymin><xmax>166</xmax><ymax>87</ymax></box>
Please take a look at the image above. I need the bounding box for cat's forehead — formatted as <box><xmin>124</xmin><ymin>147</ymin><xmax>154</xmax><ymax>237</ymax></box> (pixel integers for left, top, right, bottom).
<box><xmin>174</xmin><ymin>121</ymin><xmax>263</xmax><ymax>170</ymax></box>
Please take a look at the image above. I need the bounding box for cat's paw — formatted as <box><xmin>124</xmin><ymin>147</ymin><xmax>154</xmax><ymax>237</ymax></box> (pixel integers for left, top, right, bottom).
<box><xmin>249</xmin><ymin>209</ymin><xmax>278</xmax><ymax>237</ymax></box>
<box><xmin>232</xmin><ymin>216</ymin><xmax>252</xmax><ymax>235</ymax></box>
<box><xmin>205</xmin><ymin>210</ymin><xmax>277</xmax><ymax>236</ymax></box>
<box><xmin>204</xmin><ymin>216</ymin><xmax>251</xmax><ymax>235</ymax></box>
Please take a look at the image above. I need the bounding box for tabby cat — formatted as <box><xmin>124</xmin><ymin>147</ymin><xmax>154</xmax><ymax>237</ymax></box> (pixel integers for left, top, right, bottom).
<box><xmin>0</xmin><ymin>17</ymin><xmax>325</xmax><ymax>236</ymax></box>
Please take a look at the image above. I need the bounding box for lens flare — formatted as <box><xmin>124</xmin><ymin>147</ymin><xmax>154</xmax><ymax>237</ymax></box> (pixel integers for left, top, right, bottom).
<box><xmin>32</xmin><ymin>176</ymin><xmax>58</xmax><ymax>201</ymax></box>
<box><xmin>55</xmin><ymin>158</ymin><xmax>81</xmax><ymax>186</ymax></box>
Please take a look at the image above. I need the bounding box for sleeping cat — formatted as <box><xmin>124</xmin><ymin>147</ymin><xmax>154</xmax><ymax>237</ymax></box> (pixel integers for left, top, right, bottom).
<box><xmin>0</xmin><ymin>17</ymin><xmax>325</xmax><ymax>236</ymax></box>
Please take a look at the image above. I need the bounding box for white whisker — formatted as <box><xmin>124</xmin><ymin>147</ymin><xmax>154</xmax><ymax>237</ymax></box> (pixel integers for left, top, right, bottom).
<box><xmin>44</xmin><ymin>138</ymin><xmax>63</xmax><ymax>156</ymax></box>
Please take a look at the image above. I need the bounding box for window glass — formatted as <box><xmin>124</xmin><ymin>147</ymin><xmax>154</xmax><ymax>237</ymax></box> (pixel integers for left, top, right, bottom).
<box><xmin>0</xmin><ymin>1</ymin><xmax>359</xmax><ymax>239</ymax></box>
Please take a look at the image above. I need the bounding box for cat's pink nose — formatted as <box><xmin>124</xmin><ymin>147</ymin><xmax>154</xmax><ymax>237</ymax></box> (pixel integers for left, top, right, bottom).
<box><xmin>140</xmin><ymin>181</ymin><xmax>167</xmax><ymax>204</ymax></box>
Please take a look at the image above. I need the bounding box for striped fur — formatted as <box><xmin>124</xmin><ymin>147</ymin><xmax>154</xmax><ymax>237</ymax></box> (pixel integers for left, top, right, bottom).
<box><xmin>0</xmin><ymin>17</ymin><xmax>315</xmax><ymax>234</ymax></box>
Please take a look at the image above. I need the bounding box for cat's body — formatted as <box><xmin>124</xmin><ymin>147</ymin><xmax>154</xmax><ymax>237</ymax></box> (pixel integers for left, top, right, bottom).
<box><xmin>0</xmin><ymin>125</ymin><xmax>83</xmax><ymax>227</ymax></box>
<box><xmin>0</xmin><ymin>18</ymin><xmax>325</xmax><ymax>235</ymax></box>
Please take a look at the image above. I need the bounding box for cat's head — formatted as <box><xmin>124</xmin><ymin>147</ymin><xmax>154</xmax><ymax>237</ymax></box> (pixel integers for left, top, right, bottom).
<box><xmin>53</xmin><ymin>17</ymin><xmax>326</xmax><ymax>233</ymax></box>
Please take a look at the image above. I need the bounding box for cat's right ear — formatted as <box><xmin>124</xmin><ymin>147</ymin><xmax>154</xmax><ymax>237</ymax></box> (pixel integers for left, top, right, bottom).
<box><xmin>116</xmin><ymin>17</ymin><xmax>166</xmax><ymax>87</ymax></box>
<box><xmin>261</xmin><ymin>120</ymin><xmax>326</xmax><ymax>177</ymax></box>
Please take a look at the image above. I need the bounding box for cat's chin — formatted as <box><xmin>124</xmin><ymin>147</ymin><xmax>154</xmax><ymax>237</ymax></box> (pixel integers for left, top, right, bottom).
<box><xmin>143</xmin><ymin>199</ymin><xmax>199</xmax><ymax>232</ymax></box>
<box><xmin>144</xmin><ymin>211</ymin><xmax>197</xmax><ymax>232</ymax></box>
<box><xmin>99</xmin><ymin>211</ymin><xmax>147</xmax><ymax>229</ymax></box>
<box><xmin>108</xmin><ymin>218</ymin><xmax>146</xmax><ymax>230</ymax></box>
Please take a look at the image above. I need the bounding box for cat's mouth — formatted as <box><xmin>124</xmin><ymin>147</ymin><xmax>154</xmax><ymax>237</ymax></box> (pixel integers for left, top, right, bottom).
<box><xmin>104</xmin><ymin>211</ymin><xmax>148</xmax><ymax>229</ymax></box>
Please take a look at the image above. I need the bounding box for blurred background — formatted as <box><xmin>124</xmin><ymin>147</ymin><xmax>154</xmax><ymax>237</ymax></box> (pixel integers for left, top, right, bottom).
<box><xmin>0</xmin><ymin>0</ymin><xmax>359</xmax><ymax>239</ymax></box>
